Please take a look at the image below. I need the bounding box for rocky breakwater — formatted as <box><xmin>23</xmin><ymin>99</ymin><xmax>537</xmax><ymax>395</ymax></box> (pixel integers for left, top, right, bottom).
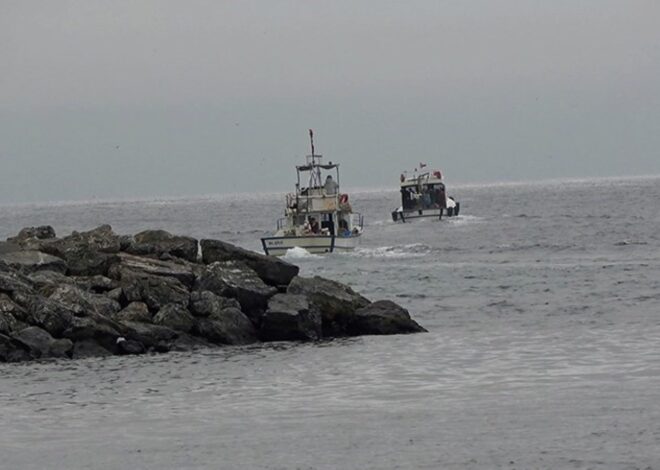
<box><xmin>0</xmin><ymin>225</ymin><xmax>426</xmax><ymax>363</ymax></box>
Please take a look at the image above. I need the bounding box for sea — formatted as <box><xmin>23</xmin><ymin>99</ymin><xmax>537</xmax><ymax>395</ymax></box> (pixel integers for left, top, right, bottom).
<box><xmin>1</xmin><ymin>175</ymin><xmax>659</xmax><ymax>469</ymax></box>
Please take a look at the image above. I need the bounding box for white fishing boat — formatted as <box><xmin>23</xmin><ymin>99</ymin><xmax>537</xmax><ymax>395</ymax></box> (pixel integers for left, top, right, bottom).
<box><xmin>261</xmin><ymin>131</ymin><xmax>363</xmax><ymax>256</ymax></box>
<box><xmin>391</xmin><ymin>166</ymin><xmax>460</xmax><ymax>222</ymax></box>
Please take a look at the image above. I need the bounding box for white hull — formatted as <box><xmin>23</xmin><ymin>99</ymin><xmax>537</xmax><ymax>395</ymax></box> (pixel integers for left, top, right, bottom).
<box><xmin>261</xmin><ymin>234</ymin><xmax>361</xmax><ymax>256</ymax></box>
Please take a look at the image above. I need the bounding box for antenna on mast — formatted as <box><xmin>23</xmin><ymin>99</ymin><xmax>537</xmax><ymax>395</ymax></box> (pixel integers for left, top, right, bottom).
<box><xmin>309</xmin><ymin>129</ymin><xmax>315</xmax><ymax>158</ymax></box>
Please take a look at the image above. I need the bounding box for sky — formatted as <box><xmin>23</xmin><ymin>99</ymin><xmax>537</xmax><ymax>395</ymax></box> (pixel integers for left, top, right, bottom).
<box><xmin>1</xmin><ymin>0</ymin><xmax>659</xmax><ymax>203</ymax></box>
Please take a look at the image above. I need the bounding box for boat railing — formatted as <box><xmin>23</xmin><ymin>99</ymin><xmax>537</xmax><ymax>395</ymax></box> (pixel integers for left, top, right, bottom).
<box><xmin>276</xmin><ymin>217</ymin><xmax>288</xmax><ymax>230</ymax></box>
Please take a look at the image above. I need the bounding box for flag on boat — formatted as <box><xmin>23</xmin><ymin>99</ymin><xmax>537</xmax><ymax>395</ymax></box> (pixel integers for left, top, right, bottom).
<box><xmin>419</xmin><ymin>162</ymin><xmax>427</xmax><ymax>168</ymax></box>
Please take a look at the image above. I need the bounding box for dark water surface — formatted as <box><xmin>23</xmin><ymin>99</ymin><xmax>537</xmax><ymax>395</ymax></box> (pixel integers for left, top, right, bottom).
<box><xmin>1</xmin><ymin>176</ymin><xmax>660</xmax><ymax>469</ymax></box>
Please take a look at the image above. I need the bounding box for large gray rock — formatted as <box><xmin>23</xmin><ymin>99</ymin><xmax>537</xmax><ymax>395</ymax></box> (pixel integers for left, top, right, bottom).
<box><xmin>111</xmin><ymin>302</ymin><xmax>152</xmax><ymax>323</ymax></box>
<box><xmin>49</xmin><ymin>284</ymin><xmax>121</xmax><ymax>318</ymax></box>
<box><xmin>287</xmin><ymin>276</ymin><xmax>371</xmax><ymax>337</ymax></box>
<box><xmin>120</xmin><ymin>321</ymin><xmax>179</xmax><ymax>349</ymax></box>
<box><xmin>346</xmin><ymin>300</ymin><xmax>427</xmax><ymax>336</ymax></box>
<box><xmin>114</xmin><ymin>269</ymin><xmax>190</xmax><ymax>311</ymax></box>
<box><xmin>71</xmin><ymin>339</ymin><xmax>113</xmax><ymax>359</ymax></box>
<box><xmin>189</xmin><ymin>290</ymin><xmax>241</xmax><ymax>317</ymax></box>
<box><xmin>260</xmin><ymin>293</ymin><xmax>322</xmax><ymax>342</ymax></box>
<box><xmin>201</xmin><ymin>239</ymin><xmax>299</xmax><ymax>286</ymax></box>
<box><xmin>0</xmin><ymin>250</ymin><xmax>67</xmax><ymax>274</ymax></box>
<box><xmin>153</xmin><ymin>303</ymin><xmax>195</xmax><ymax>333</ymax></box>
<box><xmin>194</xmin><ymin>261</ymin><xmax>278</xmax><ymax>314</ymax></box>
<box><xmin>7</xmin><ymin>226</ymin><xmax>56</xmax><ymax>244</ymax></box>
<box><xmin>0</xmin><ymin>263</ymin><xmax>37</xmax><ymax>306</ymax></box>
<box><xmin>0</xmin><ymin>311</ymin><xmax>18</xmax><ymax>335</ymax></box>
<box><xmin>61</xmin><ymin>316</ymin><xmax>123</xmax><ymax>352</ymax></box>
<box><xmin>109</xmin><ymin>253</ymin><xmax>199</xmax><ymax>288</ymax></box>
<box><xmin>126</xmin><ymin>229</ymin><xmax>198</xmax><ymax>262</ymax></box>
<box><xmin>0</xmin><ymin>333</ymin><xmax>33</xmax><ymax>362</ymax></box>
<box><xmin>0</xmin><ymin>293</ymin><xmax>29</xmax><ymax>323</ymax></box>
<box><xmin>11</xmin><ymin>326</ymin><xmax>73</xmax><ymax>358</ymax></box>
<box><xmin>71</xmin><ymin>275</ymin><xmax>119</xmax><ymax>293</ymax></box>
<box><xmin>56</xmin><ymin>225</ymin><xmax>121</xmax><ymax>254</ymax></box>
<box><xmin>193</xmin><ymin>306</ymin><xmax>257</xmax><ymax>345</ymax></box>
<box><xmin>28</xmin><ymin>297</ymin><xmax>74</xmax><ymax>337</ymax></box>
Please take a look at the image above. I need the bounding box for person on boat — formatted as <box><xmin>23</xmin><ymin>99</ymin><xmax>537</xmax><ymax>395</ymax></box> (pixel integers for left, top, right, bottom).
<box><xmin>338</xmin><ymin>219</ymin><xmax>351</xmax><ymax>237</ymax></box>
<box><xmin>324</xmin><ymin>175</ymin><xmax>338</xmax><ymax>195</ymax></box>
<box><xmin>308</xmin><ymin>216</ymin><xmax>320</xmax><ymax>234</ymax></box>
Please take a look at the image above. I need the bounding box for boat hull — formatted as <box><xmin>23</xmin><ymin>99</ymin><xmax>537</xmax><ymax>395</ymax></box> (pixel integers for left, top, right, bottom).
<box><xmin>391</xmin><ymin>202</ymin><xmax>460</xmax><ymax>223</ymax></box>
<box><xmin>261</xmin><ymin>235</ymin><xmax>361</xmax><ymax>256</ymax></box>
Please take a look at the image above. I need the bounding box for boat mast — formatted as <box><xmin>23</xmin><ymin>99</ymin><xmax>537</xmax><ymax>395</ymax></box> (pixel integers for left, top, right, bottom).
<box><xmin>309</xmin><ymin>129</ymin><xmax>322</xmax><ymax>188</ymax></box>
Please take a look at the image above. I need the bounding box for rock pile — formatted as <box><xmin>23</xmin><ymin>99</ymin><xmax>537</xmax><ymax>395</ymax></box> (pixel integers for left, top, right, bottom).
<box><xmin>0</xmin><ymin>225</ymin><xmax>426</xmax><ymax>363</ymax></box>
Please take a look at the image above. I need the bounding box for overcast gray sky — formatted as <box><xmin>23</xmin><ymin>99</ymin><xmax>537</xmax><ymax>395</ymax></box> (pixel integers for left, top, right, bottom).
<box><xmin>1</xmin><ymin>0</ymin><xmax>659</xmax><ymax>203</ymax></box>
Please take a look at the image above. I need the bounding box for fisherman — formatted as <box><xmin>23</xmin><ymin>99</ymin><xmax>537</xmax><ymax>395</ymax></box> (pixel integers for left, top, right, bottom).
<box><xmin>324</xmin><ymin>175</ymin><xmax>338</xmax><ymax>195</ymax></box>
<box><xmin>309</xmin><ymin>217</ymin><xmax>320</xmax><ymax>234</ymax></box>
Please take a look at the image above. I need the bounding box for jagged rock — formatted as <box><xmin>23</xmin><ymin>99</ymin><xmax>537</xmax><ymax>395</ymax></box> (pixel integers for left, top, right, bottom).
<box><xmin>0</xmin><ymin>250</ymin><xmax>67</xmax><ymax>274</ymax></box>
<box><xmin>49</xmin><ymin>284</ymin><xmax>121</xmax><ymax>318</ymax></box>
<box><xmin>0</xmin><ymin>263</ymin><xmax>37</xmax><ymax>306</ymax></box>
<box><xmin>0</xmin><ymin>311</ymin><xmax>18</xmax><ymax>334</ymax></box>
<box><xmin>287</xmin><ymin>276</ymin><xmax>371</xmax><ymax>337</ymax></box>
<box><xmin>71</xmin><ymin>275</ymin><xmax>119</xmax><ymax>293</ymax></box>
<box><xmin>61</xmin><ymin>316</ymin><xmax>123</xmax><ymax>352</ymax></box>
<box><xmin>126</xmin><ymin>229</ymin><xmax>198</xmax><ymax>262</ymax></box>
<box><xmin>11</xmin><ymin>326</ymin><xmax>73</xmax><ymax>358</ymax></box>
<box><xmin>27</xmin><ymin>270</ymin><xmax>72</xmax><ymax>294</ymax></box>
<box><xmin>0</xmin><ymin>333</ymin><xmax>33</xmax><ymax>362</ymax></box>
<box><xmin>108</xmin><ymin>253</ymin><xmax>199</xmax><ymax>288</ymax></box>
<box><xmin>0</xmin><ymin>293</ymin><xmax>29</xmax><ymax>323</ymax></box>
<box><xmin>260</xmin><ymin>293</ymin><xmax>322</xmax><ymax>342</ymax></box>
<box><xmin>193</xmin><ymin>307</ymin><xmax>258</xmax><ymax>345</ymax></box>
<box><xmin>189</xmin><ymin>290</ymin><xmax>241</xmax><ymax>317</ymax></box>
<box><xmin>57</xmin><ymin>225</ymin><xmax>121</xmax><ymax>254</ymax></box>
<box><xmin>194</xmin><ymin>261</ymin><xmax>277</xmax><ymax>314</ymax></box>
<box><xmin>28</xmin><ymin>297</ymin><xmax>74</xmax><ymax>337</ymax></box>
<box><xmin>201</xmin><ymin>239</ymin><xmax>299</xmax><ymax>286</ymax></box>
<box><xmin>106</xmin><ymin>287</ymin><xmax>124</xmax><ymax>303</ymax></box>
<box><xmin>346</xmin><ymin>300</ymin><xmax>428</xmax><ymax>336</ymax></box>
<box><xmin>7</xmin><ymin>226</ymin><xmax>56</xmax><ymax>244</ymax></box>
<box><xmin>153</xmin><ymin>303</ymin><xmax>195</xmax><ymax>333</ymax></box>
<box><xmin>112</xmin><ymin>268</ymin><xmax>190</xmax><ymax>311</ymax></box>
<box><xmin>111</xmin><ymin>302</ymin><xmax>152</xmax><ymax>323</ymax></box>
<box><xmin>71</xmin><ymin>339</ymin><xmax>113</xmax><ymax>359</ymax></box>
<box><xmin>61</xmin><ymin>246</ymin><xmax>118</xmax><ymax>277</ymax></box>
<box><xmin>120</xmin><ymin>321</ymin><xmax>179</xmax><ymax>348</ymax></box>
<box><xmin>116</xmin><ymin>337</ymin><xmax>146</xmax><ymax>355</ymax></box>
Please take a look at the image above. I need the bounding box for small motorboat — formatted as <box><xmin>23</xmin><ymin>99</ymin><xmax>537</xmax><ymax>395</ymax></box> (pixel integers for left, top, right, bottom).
<box><xmin>261</xmin><ymin>130</ymin><xmax>363</xmax><ymax>256</ymax></box>
<box><xmin>391</xmin><ymin>167</ymin><xmax>460</xmax><ymax>222</ymax></box>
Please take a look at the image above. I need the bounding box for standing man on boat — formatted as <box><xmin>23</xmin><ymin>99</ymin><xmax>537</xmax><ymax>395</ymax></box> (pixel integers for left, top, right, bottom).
<box><xmin>324</xmin><ymin>175</ymin><xmax>338</xmax><ymax>195</ymax></box>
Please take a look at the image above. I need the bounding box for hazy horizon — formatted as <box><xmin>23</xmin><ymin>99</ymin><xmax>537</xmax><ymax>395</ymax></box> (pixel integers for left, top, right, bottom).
<box><xmin>2</xmin><ymin>1</ymin><xmax>659</xmax><ymax>204</ymax></box>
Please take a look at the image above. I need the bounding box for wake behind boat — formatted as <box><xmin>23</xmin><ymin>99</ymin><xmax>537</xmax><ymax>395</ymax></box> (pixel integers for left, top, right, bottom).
<box><xmin>261</xmin><ymin>130</ymin><xmax>363</xmax><ymax>256</ymax></box>
<box><xmin>391</xmin><ymin>165</ymin><xmax>460</xmax><ymax>222</ymax></box>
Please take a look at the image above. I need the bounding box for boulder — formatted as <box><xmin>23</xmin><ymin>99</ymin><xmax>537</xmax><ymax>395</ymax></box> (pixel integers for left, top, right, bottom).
<box><xmin>189</xmin><ymin>290</ymin><xmax>241</xmax><ymax>317</ymax></box>
<box><xmin>0</xmin><ymin>293</ymin><xmax>29</xmax><ymax>323</ymax></box>
<box><xmin>49</xmin><ymin>284</ymin><xmax>121</xmax><ymax>318</ymax></box>
<box><xmin>0</xmin><ymin>263</ymin><xmax>37</xmax><ymax>306</ymax></box>
<box><xmin>61</xmin><ymin>316</ymin><xmax>123</xmax><ymax>352</ymax></box>
<box><xmin>287</xmin><ymin>276</ymin><xmax>371</xmax><ymax>337</ymax></box>
<box><xmin>0</xmin><ymin>250</ymin><xmax>67</xmax><ymax>274</ymax></box>
<box><xmin>112</xmin><ymin>269</ymin><xmax>190</xmax><ymax>311</ymax></box>
<box><xmin>7</xmin><ymin>226</ymin><xmax>56</xmax><ymax>244</ymax></box>
<box><xmin>200</xmin><ymin>239</ymin><xmax>299</xmax><ymax>286</ymax></box>
<box><xmin>153</xmin><ymin>303</ymin><xmax>195</xmax><ymax>333</ymax></box>
<box><xmin>194</xmin><ymin>261</ymin><xmax>277</xmax><ymax>314</ymax></box>
<box><xmin>108</xmin><ymin>253</ymin><xmax>199</xmax><ymax>288</ymax></box>
<box><xmin>126</xmin><ymin>229</ymin><xmax>198</xmax><ymax>262</ymax></box>
<box><xmin>193</xmin><ymin>307</ymin><xmax>258</xmax><ymax>345</ymax></box>
<box><xmin>57</xmin><ymin>225</ymin><xmax>121</xmax><ymax>254</ymax></box>
<box><xmin>11</xmin><ymin>326</ymin><xmax>73</xmax><ymax>358</ymax></box>
<box><xmin>71</xmin><ymin>339</ymin><xmax>113</xmax><ymax>359</ymax></box>
<box><xmin>260</xmin><ymin>294</ymin><xmax>322</xmax><ymax>342</ymax></box>
<box><xmin>111</xmin><ymin>302</ymin><xmax>152</xmax><ymax>323</ymax></box>
<box><xmin>0</xmin><ymin>311</ymin><xmax>18</xmax><ymax>335</ymax></box>
<box><xmin>60</xmin><ymin>246</ymin><xmax>117</xmax><ymax>277</ymax></box>
<box><xmin>346</xmin><ymin>300</ymin><xmax>428</xmax><ymax>336</ymax></box>
<box><xmin>28</xmin><ymin>297</ymin><xmax>74</xmax><ymax>337</ymax></box>
<box><xmin>27</xmin><ymin>270</ymin><xmax>72</xmax><ymax>294</ymax></box>
<box><xmin>71</xmin><ymin>275</ymin><xmax>119</xmax><ymax>293</ymax></box>
<box><xmin>120</xmin><ymin>321</ymin><xmax>179</xmax><ymax>349</ymax></box>
<box><xmin>0</xmin><ymin>333</ymin><xmax>33</xmax><ymax>362</ymax></box>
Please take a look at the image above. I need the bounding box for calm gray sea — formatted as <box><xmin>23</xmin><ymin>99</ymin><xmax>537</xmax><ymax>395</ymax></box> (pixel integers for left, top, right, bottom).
<box><xmin>1</xmin><ymin>176</ymin><xmax>660</xmax><ymax>469</ymax></box>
